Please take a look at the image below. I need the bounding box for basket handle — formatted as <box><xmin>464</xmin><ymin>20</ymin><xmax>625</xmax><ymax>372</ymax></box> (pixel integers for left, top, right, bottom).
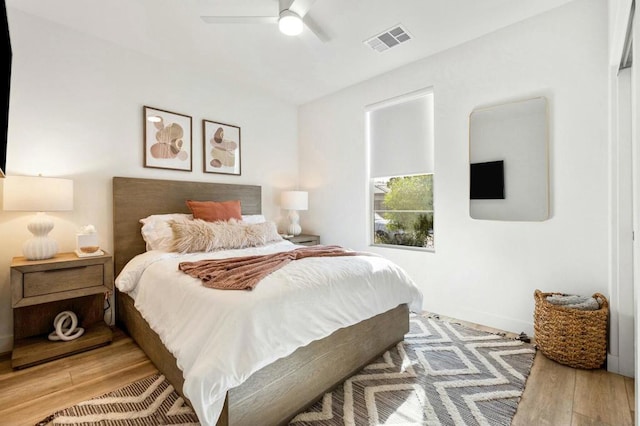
<box><xmin>592</xmin><ymin>292</ymin><xmax>608</xmax><ymax>308</ymax></box>
<box><xmin>534</xmin><ymin>289</ymin><xmax>564</xmax><ymax>300</ymax></box>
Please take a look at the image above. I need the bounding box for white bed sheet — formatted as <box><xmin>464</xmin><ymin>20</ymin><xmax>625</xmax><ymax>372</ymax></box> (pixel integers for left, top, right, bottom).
<box><xmin>116</xmin><ymin>240</ymin><xmax>423</xmax><ymax>425</ymax></box>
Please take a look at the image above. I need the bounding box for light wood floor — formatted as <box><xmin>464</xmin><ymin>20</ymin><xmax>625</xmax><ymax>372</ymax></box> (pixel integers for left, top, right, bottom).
<box><xmin>0</xmin><ymin>327</ymin><xmax>635</xmax><ymax>426</ymax></box>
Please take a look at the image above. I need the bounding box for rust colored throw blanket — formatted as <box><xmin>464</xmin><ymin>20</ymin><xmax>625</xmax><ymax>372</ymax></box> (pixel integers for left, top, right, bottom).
<box><xmin>178</xmin><ymin>245</ymin><xmax>366</xmax><ymax>290</ymax></box>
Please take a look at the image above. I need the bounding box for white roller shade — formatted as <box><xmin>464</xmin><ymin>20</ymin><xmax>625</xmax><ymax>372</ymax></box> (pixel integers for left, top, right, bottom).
<box><xmin>368</xmin><ymin>91</ymin><xmax>434</xmax><ymax>178</ymax></box>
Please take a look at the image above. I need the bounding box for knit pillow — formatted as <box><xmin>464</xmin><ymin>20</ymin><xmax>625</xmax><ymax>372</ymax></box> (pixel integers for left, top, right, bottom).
<box><xmin>169</xmin><ymin>219</ymin><xmax>282</xmax><ymax>253</ymax></box>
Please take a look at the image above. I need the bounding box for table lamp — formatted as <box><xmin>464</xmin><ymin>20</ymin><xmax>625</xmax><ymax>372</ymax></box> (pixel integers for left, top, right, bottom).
<box><xmin>281</xmin><ymin>190</ymin><xmax>308</xmax><ymax>236</ymax></box>
<box><xmin>3</xmin><ymin>175</ymin><xmax>74</xmax><ymax>260</ymax></box>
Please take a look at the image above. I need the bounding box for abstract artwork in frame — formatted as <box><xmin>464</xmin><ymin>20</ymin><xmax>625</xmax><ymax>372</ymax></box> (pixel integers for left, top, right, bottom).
<box><xmin>203</xmin><ymin>119</ymin><xmax>241</xmax><ymax>175</ymax></box>
<box><xmin>143</xmin><ymin>106</ymin><xmax>192</xmax><ymax>171</ymax></box>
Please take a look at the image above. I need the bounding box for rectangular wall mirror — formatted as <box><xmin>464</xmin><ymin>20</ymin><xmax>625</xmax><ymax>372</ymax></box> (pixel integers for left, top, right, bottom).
<box><xmin>469</xmin><ymin>96</ymin><xmax>549</xmax><ymax>221</ymax></box>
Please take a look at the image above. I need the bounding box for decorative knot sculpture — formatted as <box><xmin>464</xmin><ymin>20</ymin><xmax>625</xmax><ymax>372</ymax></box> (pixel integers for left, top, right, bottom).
<box><xmin>47</xmin><ymin>310</ymin><xmax>85</xmax><ymax>341</ymax></box>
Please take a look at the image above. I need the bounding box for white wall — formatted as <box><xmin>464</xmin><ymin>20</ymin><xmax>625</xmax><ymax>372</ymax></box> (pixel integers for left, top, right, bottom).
<box><xmin>299</xmin><ymin>0</ymin><xmax>609</xmax><ymax>336</ymax></box>
<box><xmin>0</xmin><ymin>9</ymin><xmax>299</xmax><ymax>352</ymax></box>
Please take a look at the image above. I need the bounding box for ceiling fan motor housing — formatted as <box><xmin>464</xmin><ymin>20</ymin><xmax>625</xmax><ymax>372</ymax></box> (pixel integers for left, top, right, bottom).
<box><xmin>279</xmin><ymin>10</ymin><xmax>303</xmax><ymax>36</ymax></box>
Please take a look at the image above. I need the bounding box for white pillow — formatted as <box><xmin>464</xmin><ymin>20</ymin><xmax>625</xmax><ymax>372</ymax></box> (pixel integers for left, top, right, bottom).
<box><xmin>241</xmin><ymin>214</ymin><xmax>266</xmax><ymax>224</ymax></box>
<box><xmin>140</xmin><ymin>213</ymin><xmax>193</xmax><ymax>251</ymax></box>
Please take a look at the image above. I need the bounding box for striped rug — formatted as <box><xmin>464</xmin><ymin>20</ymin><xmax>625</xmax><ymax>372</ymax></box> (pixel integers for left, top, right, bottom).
<box><xmin>38</xmin><ymin>314</ymin><xmax>535</xmax><ymax>425</ymax></box>
<box><xmin>36</xmin><ymin>373</ymin><xmax>198</xmax><ymax>425</ymax></box>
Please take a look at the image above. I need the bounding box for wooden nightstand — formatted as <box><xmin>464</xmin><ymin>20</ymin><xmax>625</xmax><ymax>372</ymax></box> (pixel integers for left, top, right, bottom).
<box><xmin>10</xmin><ymin>251</ymin><xmax>114</xmax><ymax>369</ymax></box>
<box><xmin>285</xmin><ymin>234</ymin><xmax>320</xmax><ymax>246</ymax></box>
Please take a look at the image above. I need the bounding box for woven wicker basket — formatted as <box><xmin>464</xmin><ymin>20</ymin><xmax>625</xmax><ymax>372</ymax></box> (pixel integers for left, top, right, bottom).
<box><xmin>533</xmin><ymin>289</ymin><xmax>608</xmax><ymax>369</ymax></box>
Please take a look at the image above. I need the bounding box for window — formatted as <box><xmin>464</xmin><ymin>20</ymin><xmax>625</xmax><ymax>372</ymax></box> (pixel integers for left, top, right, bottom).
<box><xmin>373</xmin><ymin>175</ymin><xmax>434</xmax><ymax>248</ymax></box>
<box><xmin>367</xmin><ymin>90</ymin><xmax>434</xmax><ymax>249</ymax></box>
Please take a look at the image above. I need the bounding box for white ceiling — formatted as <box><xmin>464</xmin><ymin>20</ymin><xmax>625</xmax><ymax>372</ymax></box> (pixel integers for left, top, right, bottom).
<box><xmin>7</xmin><ymin>0</ymin><xmax>576</xmax><ymax>105</ymax></box>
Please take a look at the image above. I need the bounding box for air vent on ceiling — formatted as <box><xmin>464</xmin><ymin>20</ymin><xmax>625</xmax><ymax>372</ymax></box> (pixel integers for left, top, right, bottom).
<box><xmin>365</xmin><ymin>24</ymin><xmax>412</xmax><ymax>53</ymax></box>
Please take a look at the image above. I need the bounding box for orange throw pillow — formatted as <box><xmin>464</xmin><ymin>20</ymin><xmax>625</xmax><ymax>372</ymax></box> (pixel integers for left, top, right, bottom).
<box><xmin>186</xmin><ymin>200</ymin><xmax>242</xmax><ymax>222</ymax></box>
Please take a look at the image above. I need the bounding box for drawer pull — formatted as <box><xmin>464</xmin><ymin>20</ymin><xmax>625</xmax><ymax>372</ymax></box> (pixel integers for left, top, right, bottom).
<box><xmin>44</xmin><ymin>266</ymin><xmax>88</xmax><ymax>272</ymax></box>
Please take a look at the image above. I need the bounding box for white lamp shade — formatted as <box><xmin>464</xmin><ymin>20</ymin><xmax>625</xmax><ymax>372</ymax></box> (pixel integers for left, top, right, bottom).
<box><xmin>3</xmin><ymin>176</ymin><xmax>74</xmax><ymax>260</ymax></box>
<box><xmin>3</xmin><ymin>176</ymin><xmax>74</xmax><ymax>211</ymax></box>
<box><xmin>281</xmin><ymin>191</ymin><xmax>308</xmax><ymax>211</ymax></box>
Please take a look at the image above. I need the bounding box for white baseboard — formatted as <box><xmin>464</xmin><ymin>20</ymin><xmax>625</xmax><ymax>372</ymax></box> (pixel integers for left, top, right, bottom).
<box><xmin>0</xmin><ymin>333</ymin><xmax>13</xmax><ymax>355</ymax></box>
<box><xmin>607</xmin><ymin>353</ymin><xmax>635</xmax><ymax>378</ymax></box>
<box><xmin>607</xmin><ymin>354</ymin><xmax>620</xmax><ymax>373</ymax></box>
<box><xmin>434</xmin><ymin>305</ymin><xmax>535</xmax><ymax>337</ymax></box>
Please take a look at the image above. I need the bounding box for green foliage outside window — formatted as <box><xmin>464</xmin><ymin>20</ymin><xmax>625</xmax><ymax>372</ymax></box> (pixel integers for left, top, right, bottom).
<box><xmin>374</xmin><ymin>174</ymin><xmax>434</xmax><ymax>248</ymax></box>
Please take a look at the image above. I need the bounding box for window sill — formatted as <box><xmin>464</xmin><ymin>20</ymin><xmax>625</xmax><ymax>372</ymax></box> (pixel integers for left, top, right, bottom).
<box><xmin>369</xmin><ymin>243</ymin><xmax>435</xmax><ymax>253</ymax></box>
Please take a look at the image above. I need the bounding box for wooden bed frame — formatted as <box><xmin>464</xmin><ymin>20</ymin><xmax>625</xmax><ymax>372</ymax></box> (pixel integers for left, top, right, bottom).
<box><xmin>112</xmin><ymin>176</ymin><xmax>409</xmax><ymax>426</ymax></box>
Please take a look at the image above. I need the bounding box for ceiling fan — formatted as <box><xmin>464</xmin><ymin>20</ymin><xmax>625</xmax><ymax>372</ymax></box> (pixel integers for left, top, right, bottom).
<box><xmin>200</xmin><ymin>0</ymin><xmax>329</xmax><ymax>42</ymax></box>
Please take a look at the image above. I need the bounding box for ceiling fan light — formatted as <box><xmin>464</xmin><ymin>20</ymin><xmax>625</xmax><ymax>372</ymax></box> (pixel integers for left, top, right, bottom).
<box><xmin>279</xmin><ymin>10</ymin><xmax>303</xmax><ymax>36</ymax></box>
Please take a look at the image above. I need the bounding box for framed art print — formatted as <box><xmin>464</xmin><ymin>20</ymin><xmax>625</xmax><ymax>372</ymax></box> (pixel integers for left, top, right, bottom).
<box><xmin>143</xmin><ymin>106</ymin><xmax>192</xmax><ymax>171</ymax></box>
<box><xmin>203</xmin><ymin>119</ymin><xmax>241</xmax><ymax>175</ymax></box>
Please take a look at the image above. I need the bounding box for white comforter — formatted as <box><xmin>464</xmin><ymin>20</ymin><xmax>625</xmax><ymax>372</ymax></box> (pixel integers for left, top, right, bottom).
<box><xmin>115</xmin><ymin>240</ymin><xmax>423</xmax><ymax>425</ymax></box>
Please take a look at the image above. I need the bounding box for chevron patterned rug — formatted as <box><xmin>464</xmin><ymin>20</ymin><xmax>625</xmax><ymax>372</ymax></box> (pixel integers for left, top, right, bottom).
<box><xmin>291</xmin><ymin>314</ymin><xmax>535</xmax><ymax>425</ymax></box>
<box><xmin>37</xmin><ymin>373</ymin><xmax>199</xmax><ymax>426</ymax></box>
<box><xmin>38</xmin><ymin>314</ymin><xmax>535</xmax><ymax>426</ymax></box>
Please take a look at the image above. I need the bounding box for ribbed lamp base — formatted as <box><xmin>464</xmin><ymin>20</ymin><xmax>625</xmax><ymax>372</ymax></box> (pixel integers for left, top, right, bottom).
<box><xmin>22</xmin><ymin>212</ymin><xmax>59</xmax><ymax>260</ymax></box>
<box><xmin>287</xmin><ymin>210</ymin><xmax>302</xmax><ymax>236</ymax></box>
<box><xmin>23</xmin><ymin>237</ymin><xmax>58</xmax><ymax>260</ymax></box>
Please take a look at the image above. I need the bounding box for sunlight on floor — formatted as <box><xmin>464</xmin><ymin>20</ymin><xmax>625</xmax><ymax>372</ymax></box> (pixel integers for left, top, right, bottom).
<box><xmin>369</xmin><ymin>386</ymin><xmax>428</xmax><ymax>424</ymax></box>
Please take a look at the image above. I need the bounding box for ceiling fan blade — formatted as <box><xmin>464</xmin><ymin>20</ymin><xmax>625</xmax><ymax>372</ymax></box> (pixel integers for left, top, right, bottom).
<box><xmin>303</xmin><ymin>15</ymin><xmax>329</xmax><ymax>43</ymax></box>
<box><xmin>279</xmin><ymin>0</ymin><xmax>295</xmax><ymax>12</ymax></box>
<box><xmin>200</xmin><ymin>16</ymin><xmax>278</xmax><ymax>24</ymax></box>
<box><xmin>288</xmin><ymin>0</ymin><xmax>317</xmax><ymax>18</ymax></box>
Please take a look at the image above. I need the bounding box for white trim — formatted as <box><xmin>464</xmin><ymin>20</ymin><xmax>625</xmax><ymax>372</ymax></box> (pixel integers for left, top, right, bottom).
<box><xmin>364</xmin><ymin>87</ymin><xmax>434</xmax><ymax>112</ymax></box>
<box><xmin>608</xmin><ymin>66</ymin><xmax>635</xmax><ymax>377</ymax></box>
<box><xmin>631</xmin><ymin>0</ymin><xmax>640</xmax><ymax>403</ymax></box>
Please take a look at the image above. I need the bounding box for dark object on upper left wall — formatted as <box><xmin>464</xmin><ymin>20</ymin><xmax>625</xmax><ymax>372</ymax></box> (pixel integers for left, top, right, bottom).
<box><xmin>1</xmin><ymin>0</ymin><xmax>11</xmax><ymax>178</ymax></box>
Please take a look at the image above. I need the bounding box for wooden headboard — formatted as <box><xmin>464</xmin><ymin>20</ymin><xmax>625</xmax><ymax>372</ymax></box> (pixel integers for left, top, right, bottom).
<box><xmin>112</xmin><ymin>177</ymin><xmax>261</xmax><ymax>276</ymax></box>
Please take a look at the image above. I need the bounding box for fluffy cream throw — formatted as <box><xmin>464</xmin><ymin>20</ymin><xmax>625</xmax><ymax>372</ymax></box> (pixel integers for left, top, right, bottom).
<box><xmin>169</xmin><ymin>219</ymin><xmax>282</xmax><ymax>253</ymax></box>
<box><xmin>178</xmin><ymin>245</ymin><xmax>368</xmax><ymax>290</ymax></box>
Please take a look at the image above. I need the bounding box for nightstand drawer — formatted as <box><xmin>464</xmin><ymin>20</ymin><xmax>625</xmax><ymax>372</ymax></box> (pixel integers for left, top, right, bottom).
<box><xmin>285</xmin><ymin>234</ymin><xmax>320</xmax><ymax>246</ymax></box>
<box><xmin>23</xmin><ymin>264</ymin><xmax>104</xmax><ymax>297</ymax></box>
<box><xmin>293</xmin><ymin>237</ymin><xmax>318</xmax><ymax>245</ymax></box>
